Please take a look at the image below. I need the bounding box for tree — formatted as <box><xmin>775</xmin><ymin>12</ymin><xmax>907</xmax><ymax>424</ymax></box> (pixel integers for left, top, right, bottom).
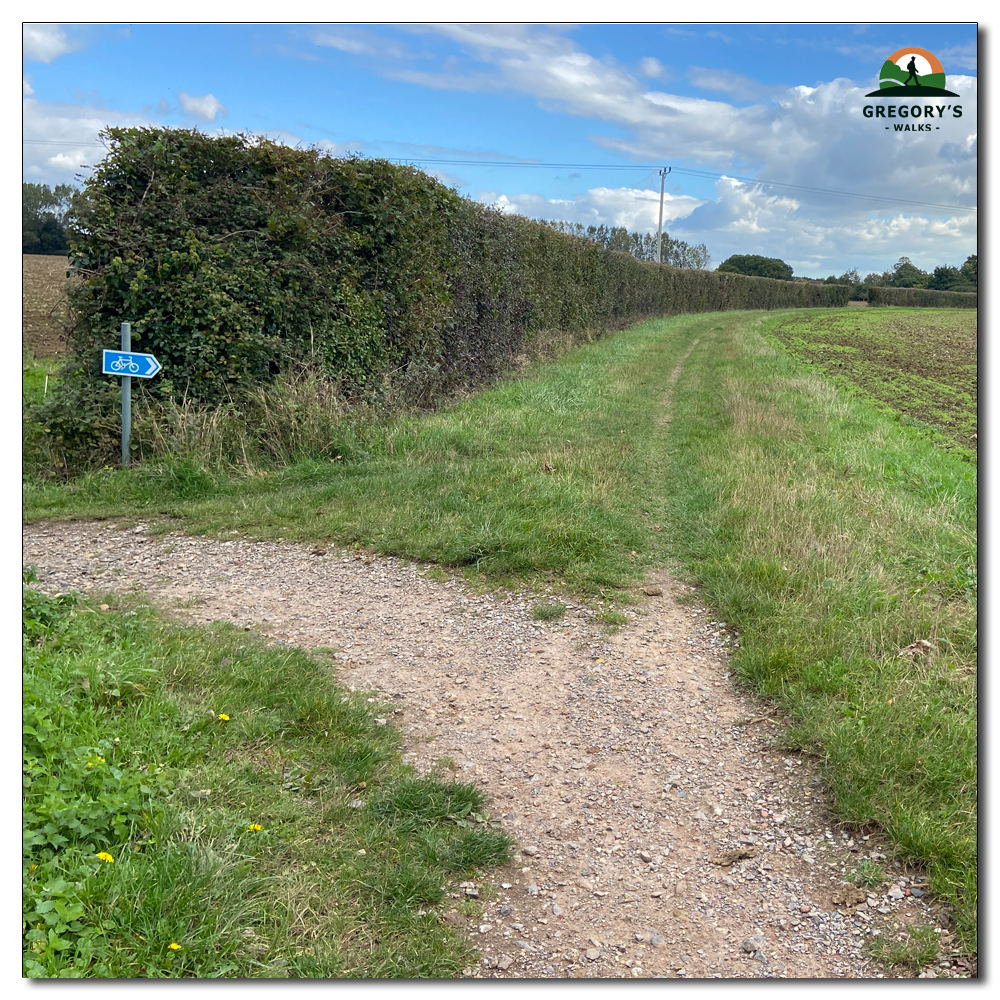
<box><xmin>717</xmin><ymin>254</ymin><xmax>793</xmax><ymax>280</ymax></box>
<box><xmin>538</xmin><ymin>219</ymin><xmax>711</xmax><ymax>269</ymax></box>
<box><xmin>927</xmin><ymin>265</ymin><xmax>963</xmax><ymax>290</ymax></box>
<box><xmin>888</xmin><ymin>256</ymin><xmax>929</xmax><ymax>288</ymax></box>
<box><xmin>960</xmin><ymin>254</ymin><xmax>977</xmax><ymax>288</ymax></box>
<box><xmin>23</xmin><ymin>183</ymin><xmax>76</xmax><ymax>255</ymax></box>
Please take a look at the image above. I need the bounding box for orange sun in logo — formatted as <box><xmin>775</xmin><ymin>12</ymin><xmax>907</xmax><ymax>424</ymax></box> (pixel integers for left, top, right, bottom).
<box><xmin>885</xmin><ymin>47</ymin><xmax>944</xmax><ymax>76</ymax></box>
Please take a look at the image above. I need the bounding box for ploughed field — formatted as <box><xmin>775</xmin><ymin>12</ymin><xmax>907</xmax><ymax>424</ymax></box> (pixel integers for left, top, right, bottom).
<box><xmin>764</xmin><ymin>309</ymin><xmax>977</xmax><ymax>456</ymax></box>
<box><xmin>23</xmin><ymin>254</ymin><xmax>74</xmax><ymax>358</ymax></box>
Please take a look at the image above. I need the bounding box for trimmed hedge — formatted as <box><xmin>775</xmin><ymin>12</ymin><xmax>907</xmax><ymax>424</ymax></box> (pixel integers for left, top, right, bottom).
<box><xmin>868</xmin><ymin>286</ymin><xmax>978</xmax><ymax>308</ymax></box>
<box><xmin>39</xmin><ymin>127</ymin><xmax>849</xmax><ymax>467</ymax></box>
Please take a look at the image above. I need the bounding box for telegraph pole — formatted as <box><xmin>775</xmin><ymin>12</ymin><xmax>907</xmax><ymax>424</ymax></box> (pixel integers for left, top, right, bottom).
<box><xmin>656</xmin><ymin>167</ymin><xmax>671</xmax><ymax>265</ymax></box>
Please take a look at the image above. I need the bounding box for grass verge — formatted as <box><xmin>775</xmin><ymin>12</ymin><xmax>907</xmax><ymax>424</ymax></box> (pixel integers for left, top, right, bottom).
<box><xmin>23</xmin><ymin>307</ymin><xmax>977</xmax><ymax>952</ymax></box>
<box><xmin>22</xmin><ymin>575</ymin><xmax>512</xmax><ymax>978</ymax></box>
<box><xmin>24</xmin><ymin>314</ymin><xmax>710</xmax><ymax>599</ymax></box>
<box><xmin>658</xmin><ymin>314</ymin><xmax>976</xmax><ymax>950</ymax></box>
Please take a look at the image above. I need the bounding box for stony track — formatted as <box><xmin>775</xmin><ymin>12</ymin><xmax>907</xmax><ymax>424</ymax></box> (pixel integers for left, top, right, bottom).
<box><xmin>23</xmin><ymin>520</ymin><xmax>966</xmax><ymax>979</ymax></box>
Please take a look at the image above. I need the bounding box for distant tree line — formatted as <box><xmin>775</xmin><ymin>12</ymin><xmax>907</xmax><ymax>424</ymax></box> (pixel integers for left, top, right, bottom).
<box><xmin>716</xmin><ymin>252</ymin><xmax>977</xmax><ymax>300</ymax></box>
<box><xmin>539</xmin><ymin>220</ymin><xmax>712</xmax><ymax>269</ymax></box>
<box><xmin>825</xmin><ymin>255</ymin><xmax>977</xmax><ymax>293</ymax></box>
<box><xmin>23</xmin><ymin>183</ymin><xmax>79</xmax><ymax>255</ymax></box>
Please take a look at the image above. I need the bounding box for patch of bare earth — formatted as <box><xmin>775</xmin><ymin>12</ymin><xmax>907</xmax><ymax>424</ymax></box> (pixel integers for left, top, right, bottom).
<box><xmin>23</xmin><ymin>254</ymin><xmax>75</xmax><ymax>358</ymax></box>
<box><xmin>23</xmin><ymin>522</ymin><xmax>964</xmax><ymax>979</ymax></box>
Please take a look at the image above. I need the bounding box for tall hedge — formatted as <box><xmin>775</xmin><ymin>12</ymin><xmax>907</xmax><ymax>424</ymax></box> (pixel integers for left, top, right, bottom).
<box><xmin>52</xmin><ymin>128</ymin><xmax>848</xmax><ymax>430</ymax></box>
<box><xmin>868</xmin><ymin>286</ymin><xmax>978</xmax><ymax>308</ymax></box>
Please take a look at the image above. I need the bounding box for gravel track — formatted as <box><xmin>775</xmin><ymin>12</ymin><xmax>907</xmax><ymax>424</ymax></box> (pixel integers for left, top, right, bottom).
<box><xmin>23</xmin><ymin>520</ymin><xmax>967</xmax><ymax>979</ymax></box>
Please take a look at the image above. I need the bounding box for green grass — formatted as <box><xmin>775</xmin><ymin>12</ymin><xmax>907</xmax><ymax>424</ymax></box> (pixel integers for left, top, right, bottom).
<box><xmin>24</xmin><ymin>315</ymin><xmax>712</xmax><ymax>600</ymax></box>
<box><xmin>23</xmin><ymin>353</ymin><xmax>61</xmax><ymax>407</ymax></box>
<box><xmin>530</xmin><ymin>603</ymin><xmax>566</xmax><ymax>621</ymax></box>
<box><xmin>658</xmin><ymin>314</ymin><xmax>976</xmax><ymax>949</ymax></box>
<box><xmin>22</xmin><ymin>577</ymin><xmax>512</xmax><ymax>978</ymax></box>
<box><xmin>765</xmin><ymin>308</ymin><xmax>977</xmax><ymax>455</ymax></box>
<box><xmin>23</xmin><ymin>307</ymin><xmax>977</xmax><ymax>953</ymax></box>
<box><xmin>869</xmin><ymin>925</ymin><xmax>942</xmax><ymax>972</ymax></box>
<box><xmin>849</xmin><ymin>860</ymin><xmax>887</xmax><ymax>891</ymax></box>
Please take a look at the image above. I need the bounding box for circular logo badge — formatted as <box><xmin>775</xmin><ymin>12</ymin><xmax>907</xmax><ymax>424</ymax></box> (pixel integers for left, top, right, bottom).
<box><xmin>868</xmin><ymin>47</ymin><xmax>958</xmax><ymax>97</ymax></box>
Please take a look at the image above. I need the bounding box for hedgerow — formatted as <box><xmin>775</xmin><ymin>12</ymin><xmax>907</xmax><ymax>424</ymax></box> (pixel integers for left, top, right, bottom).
<box><xmin>37</xmin><ymin>127</ymin><xmax>849</xmax><ymax>472</ymax></box>
<box><xmin>868</xmin><ymin>286</ymin><xmax>978</xmax><ymax>308</ymax></box>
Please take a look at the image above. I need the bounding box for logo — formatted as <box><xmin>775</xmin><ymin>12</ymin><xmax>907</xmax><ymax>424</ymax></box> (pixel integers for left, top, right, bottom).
<box><xmin>861</xmin><ymin>47</ymin><xmax>962</xmax><ymax>131</ymax></box>
<box><xmin>865</xmin><ymin>47</ymin><xmax>959</xmax><ymax>97</ymax></box>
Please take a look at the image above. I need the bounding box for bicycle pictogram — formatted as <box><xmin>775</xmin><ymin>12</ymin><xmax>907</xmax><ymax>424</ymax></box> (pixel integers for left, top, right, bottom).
<box><xmin>110</xmin><ymin>355</ymin><xmax>141</xmax><ymax>374</ymax></box>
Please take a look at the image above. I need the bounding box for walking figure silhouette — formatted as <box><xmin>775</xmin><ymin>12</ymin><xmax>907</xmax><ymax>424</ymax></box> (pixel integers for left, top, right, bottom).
<box><xmin>903</xmin><ymin>55</ymin><xmax>920</xmax><ymax>86</ymax></box>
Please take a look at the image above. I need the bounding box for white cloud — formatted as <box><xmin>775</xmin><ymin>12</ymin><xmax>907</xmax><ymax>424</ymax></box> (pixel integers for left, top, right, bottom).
<box><xmin>479</xmin><ymin>185</ymin><xmax>703</xmax><ymax>232</ymax></box>
<box><xmin>23</xmin><ymin>75</ymin><xmax>35</xmax><ymax>97</ymax></box>
<box><xmin>672</xmin><ymin>176</ymin><xmax>978</xmax><ymax>276</ymax></box>
<box><xmin>390</xmin><ymin>27</ymin><xmax>976</xmax><ymax>205</ymax></box>
<box><xmin>23</xmin><ymin>23</ymin><xmax>82</xmax><ymax>63</ymax></box>
<box><xmin>177</xmin><ymin>91</ymin><xmax>228</xmax><ymax>122</ymax></box>
<box><xmin>938</xmin><ymin>41</ymin><xmax>977</xmax><ymax>72</ymax></box>
<box><xmin>638</xmin><ymin>57</ymin><xmax>666</xmax><ymax>79</ymax></box>
<box><xmin>21</xmin><ymin>96</ymin><xmax>154</xmax><ymax>183</ymax></box>
<box><xmin>687</xmin><ymin>67</ymin><xmax>771</xmax><ymax>100</ymax></box>
<box><xmin>312</xmin><ymin>28</ymin><xmax>414</xmax><ymax>62</ymax></box>
<box><xmin>314</xmin><ymin>33</ymin><xmax>375</xmax><ymax>56</ymax></box>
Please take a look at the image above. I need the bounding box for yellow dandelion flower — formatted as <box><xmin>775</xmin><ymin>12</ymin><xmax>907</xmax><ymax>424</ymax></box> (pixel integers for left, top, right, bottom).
<box><xmin>28</xmin><ymin>864</ymin><xmax>37</xmax><ymax>872</ymax></box>
<box><xmin>247</xmin><ymin>824</ymin><xmax>263</xmax><ymax>832</ymax></box>
<box><xmin>168</xmin><ymin>942</ymin><xmax>181</xmax><ymax>951</ymax></box>
<box><xmin>95</xmin><ymin>852</ymin><xmax>115</xmax><ymax>864</ymax></box>
<box><xmin>217</xmin><ymin>713</ymin><xmax>230</xmax><ymax>721</ymax></box>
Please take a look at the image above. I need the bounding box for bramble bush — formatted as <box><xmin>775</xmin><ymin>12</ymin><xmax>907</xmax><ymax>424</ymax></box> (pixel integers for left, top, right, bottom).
<box><xmin>34</xmin><ymin>127</ymin><xmax>849</xmax><ymax>473</ymax></box>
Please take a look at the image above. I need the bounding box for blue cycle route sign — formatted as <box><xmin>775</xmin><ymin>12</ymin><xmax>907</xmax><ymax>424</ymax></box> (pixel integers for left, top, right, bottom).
<box><xmin>102</xmin><ymin>349</ymin><xmax>162</xmax><ymax>378</ymax></box>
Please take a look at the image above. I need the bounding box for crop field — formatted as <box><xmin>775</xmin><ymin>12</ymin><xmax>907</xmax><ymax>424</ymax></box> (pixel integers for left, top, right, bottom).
<box><xmin>23</xmin><ymin>254</ymin><xmax>75</xmax><ymax>358</ymax></box>
<box><xmin>764</xmin><ymin>309</ymin><xmax>977</xmax><ymax>456</ymax></box>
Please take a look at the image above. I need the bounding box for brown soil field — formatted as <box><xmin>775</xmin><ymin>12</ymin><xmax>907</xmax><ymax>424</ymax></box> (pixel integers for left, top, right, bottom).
<box><xmin>765</xmin><ymin>309</ymin><xmax>977</xmax><ymax>454</ymax></box>
<box><xmin>23</xmin><ymin>254</ymin><xmax>76</xmax><ymax>358</ymax></box>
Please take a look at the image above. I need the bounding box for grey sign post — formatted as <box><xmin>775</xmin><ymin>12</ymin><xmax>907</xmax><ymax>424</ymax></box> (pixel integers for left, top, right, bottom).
<box><xmin>121</xmin><ymin>322</ymin><xmax>131</xmax><ymax>467</ymax></box>
<box><xmin>101</xmin><ymin>323</ymin><xmax>162</xmax><ymax>468</ymax></box>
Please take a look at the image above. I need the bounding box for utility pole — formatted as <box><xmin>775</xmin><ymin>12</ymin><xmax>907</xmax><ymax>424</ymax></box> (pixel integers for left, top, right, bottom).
<box><xmin>656</xmin><ymin>167</ymin><xmax>671</xmax><ymax>265</ymax></box>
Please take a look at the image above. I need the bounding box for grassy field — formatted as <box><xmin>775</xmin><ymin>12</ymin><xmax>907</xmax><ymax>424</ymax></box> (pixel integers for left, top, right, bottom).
<box><xmin>23</xmin><ymin>306</ymin><xmax>978</xmax><ymax>956</ymax></box>
<box><xmin>765</xmin><ymin>308</ymin><xmax>977</xmax><ymax>456</ymax></box>
<box><xmin>23</xmin><ymin>577</ymin><xmax>511</xmax><ymax>978</ymax></box>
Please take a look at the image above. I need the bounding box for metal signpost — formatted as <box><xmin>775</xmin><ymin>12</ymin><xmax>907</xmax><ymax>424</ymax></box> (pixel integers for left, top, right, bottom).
<box><xmin>102</xmin><ymin>323</ymin><xmax>162</xmax><ymax>467</ymax></box>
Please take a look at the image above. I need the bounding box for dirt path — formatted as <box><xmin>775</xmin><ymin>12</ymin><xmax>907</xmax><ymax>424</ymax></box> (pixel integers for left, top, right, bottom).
<box><xmin>23</xmin><ymin>521</ymin><xmax>959</xmax><ymax>980</ymax></box>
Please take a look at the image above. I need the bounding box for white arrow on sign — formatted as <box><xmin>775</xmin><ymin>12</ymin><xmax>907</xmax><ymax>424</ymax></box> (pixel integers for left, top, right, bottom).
<box><xmin>102</xmin><ymin>349</ymin><xmax>162</xmax><ymax>379</ymax></box>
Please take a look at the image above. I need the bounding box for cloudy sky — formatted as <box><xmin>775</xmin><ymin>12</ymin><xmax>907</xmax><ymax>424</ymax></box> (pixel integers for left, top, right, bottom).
<box><xmin>23</xmin><ymin>21</ymin><xmax>977</xmax><ymax>277</ymax></box>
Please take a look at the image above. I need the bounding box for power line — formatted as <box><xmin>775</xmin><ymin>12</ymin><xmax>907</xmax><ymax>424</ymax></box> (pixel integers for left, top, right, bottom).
<box><xmin>22</xmin><ymin>139</ymin><xmax>976</xmax><ymax>214</ymax></box>
<box><xmin>23</xmin><ymin>139</ymin><xmax>106</xmax><ymax>147</ymax></box>
<box><xmin>384</xmin><ymin>158</ymin><xmax>977</xmax><ymax>214</ymax></box>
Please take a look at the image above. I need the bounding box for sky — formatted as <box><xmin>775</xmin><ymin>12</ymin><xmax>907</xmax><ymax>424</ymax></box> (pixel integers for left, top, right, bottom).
<box><xmin>22</xmin><ymin>20</ymin><xmax>978</xmax><ymax>278</ymax></box>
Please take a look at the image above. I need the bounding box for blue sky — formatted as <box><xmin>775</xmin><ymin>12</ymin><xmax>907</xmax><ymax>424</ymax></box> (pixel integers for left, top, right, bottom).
<box><xmin>23</xmin><ymin>21</ymin><xmax>978</xmax><ymax>277</ymax></box>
